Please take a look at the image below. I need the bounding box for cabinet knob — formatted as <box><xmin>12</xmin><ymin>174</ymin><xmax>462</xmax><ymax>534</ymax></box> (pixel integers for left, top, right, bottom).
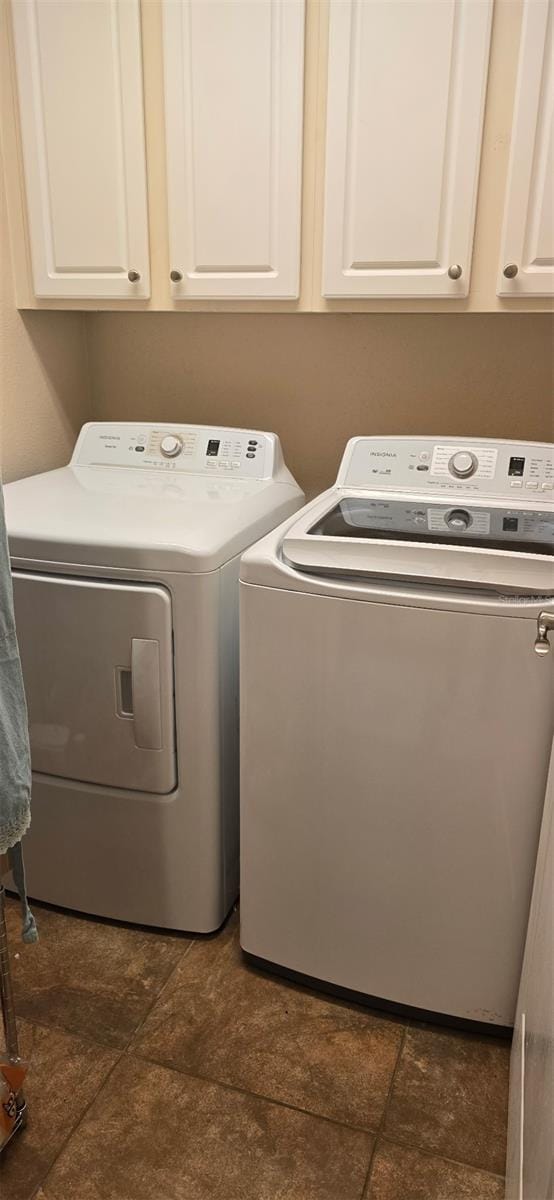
<box><xmin>127</xmin><ymin>270</ymin><xmax>141</xmax><ymax>282</ymax></box>
<box><xmin>170</xmin><ymin>269</ymin><xmax>183</xmax><ymax>282</ymax></box>
<box><xmin>447</xmin><ymin>264</ymin><xmax>462</xmax><ymax>280</ymax></box>
<box><xmin>503</xmin><ymin>263</ymin><xmax>519</xmax><ymax>279</ymax></box>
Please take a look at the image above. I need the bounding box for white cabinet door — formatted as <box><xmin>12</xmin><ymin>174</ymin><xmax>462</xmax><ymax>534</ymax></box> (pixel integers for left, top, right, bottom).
<box><xmin>498</xmin><ymin>0</ymin><xmax>554</xmax><ymax>298</ymax></box>
<box><xmin>322</xmin><ymin>0</ymin><xmax>492</xmax><ymax>299</ymax></box>
<box><xmin>11</xmin><ymin>0</ymin><xmax>150</xmax><ymax>299</ymax></box>
<box><xmin>162</xmin><ymin>0</ymin><xmax>305</xmax><ymax>299</ymax></box>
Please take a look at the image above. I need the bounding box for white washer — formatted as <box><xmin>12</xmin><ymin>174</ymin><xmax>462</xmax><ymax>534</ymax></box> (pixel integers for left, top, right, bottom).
<box><xmin>5</xmin><ymin>422</ymin><xmax>304</xmax><ymax>932</ymax></box>
<box><xmin>240</xmin><ymin>436</ymin><xmax>554</xmax><ymax>1027</ymax></box>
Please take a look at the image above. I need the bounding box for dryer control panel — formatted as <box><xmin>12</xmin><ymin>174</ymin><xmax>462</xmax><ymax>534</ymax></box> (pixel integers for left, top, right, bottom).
<box><xmin>339</xmin><ymin>437</ymin><xmax>554</xmax><ymax>500</ymax></box>
<box><xmin>73</xmin><ymin>423</ymin><xmax>277</xmax><ymax>480</ymax></box>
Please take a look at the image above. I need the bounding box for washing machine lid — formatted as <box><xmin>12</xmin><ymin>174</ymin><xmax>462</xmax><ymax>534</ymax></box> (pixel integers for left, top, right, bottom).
<box><xmin>5</xmin><ymin>423</ymin><xmax>303</xmax><ymax>573</ymax></box>
<box><xmin>281</xmin><ymin>493</ymin><xmax>554</xmax><ymax>595</ymax></box>
<box><xmin>276</xmin><ymin>436</ymin><xmax>554</xmax><ymax>596</ymax></box>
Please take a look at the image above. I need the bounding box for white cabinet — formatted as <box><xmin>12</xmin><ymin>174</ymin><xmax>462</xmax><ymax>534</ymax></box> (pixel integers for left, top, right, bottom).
<box><xmin>322</xmin><ymin>0</ymin><xmax>492</xmax><ymax>299</ymax></box>
<box><xmin>162</xmin><ymin>0</ymin><xmax>305</xmax><ymax>299</ymax></box>
<box><xmin>4</xmin><ymin>0</ymin><xmax>553</xmax><ymax>310</ymax></box>
<box><xmin>498</xmin><ymin>0</ymin><xmax>554</xmax><ymax>298</ymax></box>
<box><xmin>11</xmin><ymin>0</ymin><xmax>150</xmax><ymax>299</ymax></box>
<box><xmin>505</xmin><ymin>739</ymin><xmax>554</xmax><ymax>1200</ymax></box>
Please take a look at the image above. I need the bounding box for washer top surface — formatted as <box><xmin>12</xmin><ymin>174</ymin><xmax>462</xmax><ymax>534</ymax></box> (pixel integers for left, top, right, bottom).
<box><xmin>5</xmin><ymin>422</ymin><xmax>303</xmax><ymax>573</ymax></box>
<box><xmin>242</xmin><ymin>436</ymin><xmax>554</xmax><ymax>596</ymax></box>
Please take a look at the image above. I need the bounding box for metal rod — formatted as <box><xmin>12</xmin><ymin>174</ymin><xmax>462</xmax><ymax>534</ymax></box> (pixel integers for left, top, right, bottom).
<box><xmin>0</xmin><ymin>882</ymin><xmax>20</xmax><ymax>1060</ymax></box>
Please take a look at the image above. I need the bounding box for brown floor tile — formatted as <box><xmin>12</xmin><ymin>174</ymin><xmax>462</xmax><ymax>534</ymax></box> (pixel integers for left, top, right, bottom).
<box><xmin>6</xmin><ymin>898</ymin><xmax>191</xmax><ymax>1048</ymax></box>
<box><xmin>1</xmin><ymin>1019</ymin><xmax>118</xmax><ymax>1200</ymax></box>
<box><xmin>384</xmin><ymin>1026</ymin><xmax>509</xmax><ymax>1175</ymax></box>
<box><xmin>132</xmin><ymin>915</ymin><xmax>403</xmax><ymax>1129</ymax></box>
<box><xmin>364</xmin><ymin>1139</ymin><xmax>505</xmax><ymax>1200</ymax></box>
<box><xmin>38</xmin><ymin>1054</ymin><xmax>373</xmax><ymax>1200</ymax></box>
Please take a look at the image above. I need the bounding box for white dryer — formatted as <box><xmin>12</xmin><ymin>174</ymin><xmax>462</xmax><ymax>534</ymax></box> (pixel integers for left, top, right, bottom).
<box><xmin>5</xmin><ymin>422</ymin><xmax>304</xmax><ymax>931</ymax></box>
<box><xmin>240</xmin><ymin>436</ymin><xmax>554</xmax><ymax>1028</ymax></box>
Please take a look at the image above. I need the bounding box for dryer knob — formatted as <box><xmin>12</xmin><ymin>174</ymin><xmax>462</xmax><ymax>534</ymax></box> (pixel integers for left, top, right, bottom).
<box><xmin>449</xmin><ymin>450</ymin><xmax>478</xmax><ymax>479</ymax></box>
<box><xmin>160</xmin><ymin>435</ymin><xmax>183</xmax><ymax>458</ymax></box>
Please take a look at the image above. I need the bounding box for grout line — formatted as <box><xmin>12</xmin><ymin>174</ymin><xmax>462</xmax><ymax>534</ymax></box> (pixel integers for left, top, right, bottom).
<box><xmin>124</xmin><ymin>937</ymin><xmax>196</xmax><ymax>1052</ymax></box>
<box><xmin>359</xmin><ymin>1023</ymin><xmax>409</xmax><ymax>1199</ymax></box>
<box><xmin>9</xmin><ymin>939</ymin><xmax>198</xmax><ymax>1199</ymax></box>
<box><xmin>28</xmin><ymin>1045</ymin><xmax>127</xmax><ymax>1200</ymax></box>
<box><xmin>371</xmin><ymin>1131</ymin><xmax>507</xmax><ymax>1182</ymax></box>
<box><xmin>5</xmin><ymin>1011</ymin><xmax>125</xmax><ymax>1056</ymax></box>
<box><xmin>131</xmin><ymin>1045</ymin><xmax>380</xmax><ymax>1138</ymax></box>
<box><xmin>8</xmin><ymin>937</ymin><xmax>195</xmax><ymax>1058</ymax></box>
<box><xmin>360</xmin><ymin>1020</ymin><xmax>507</xmax><ymax>1189</ymax></box>
<box><xmin>23</xmin><ymin>940</ymin><xmax>197</xmax><ymax>1199</ymax></box>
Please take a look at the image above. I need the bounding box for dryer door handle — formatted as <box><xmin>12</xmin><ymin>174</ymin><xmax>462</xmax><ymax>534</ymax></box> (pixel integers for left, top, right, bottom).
<box><xmin>131</xmin><ymin>639</ymin><xmax>163</xmax><ymax>749</ymax></box>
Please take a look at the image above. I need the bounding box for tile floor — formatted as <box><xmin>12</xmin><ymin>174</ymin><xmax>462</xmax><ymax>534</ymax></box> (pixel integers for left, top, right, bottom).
<box><xmin>2</xmin><ymin>899</ymin><xmax>510</xmax><ymax>1200</ymax></box>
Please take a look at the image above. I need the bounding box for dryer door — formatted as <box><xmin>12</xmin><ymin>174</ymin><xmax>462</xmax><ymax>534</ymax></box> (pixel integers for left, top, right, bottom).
<box><xmin>13</xmin><ymin>572</ymin><xmax>176</xmax><ymax>794</ymax></box>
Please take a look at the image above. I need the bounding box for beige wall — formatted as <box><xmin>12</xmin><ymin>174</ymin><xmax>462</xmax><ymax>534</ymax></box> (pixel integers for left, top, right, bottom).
<box><xmin>87</xmin><ymin>313</ymin><xmax>553</xmax><ymax>494</ymax></box>
<box><xmin>1</xmin><ymin>152</ymin><xmax>552</xmax><ymax>495</ymax></box>
<box><xmin>0</xmin><ymin>158</ymin><xmax>89</xmax><ymax>483</ymax></box>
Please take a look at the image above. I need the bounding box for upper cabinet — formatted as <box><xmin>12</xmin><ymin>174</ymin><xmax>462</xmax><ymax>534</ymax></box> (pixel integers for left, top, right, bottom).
<box><xmin>322</xmin><ymin>0</ymin><xmax>492</xmax><ymax>299</ymax></box>
<box><xmin>11</xmin><ymin>0</ymin><xmax>150</xmax><ymax>300</ymax></box>
<box><xmin>3</xmin><ymin>0</ymin><xmax>553</xmax><ymax>310</ymax></box>
<box><xmin>162</xmin><ymin>0</ymin><xmax>305</xmax><ymax>299</ymax></box>
<box><xmin>498</xmin><ymin>0</ymin><xmax>554</xmax><ymax>298</ymax></box>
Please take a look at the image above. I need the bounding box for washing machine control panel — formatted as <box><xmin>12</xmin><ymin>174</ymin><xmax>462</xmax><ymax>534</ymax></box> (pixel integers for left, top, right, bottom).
<box><xmin>339</xmin><ymin>437</ymin><xmax>554</xmax><ymax>499</ymax></box>
<box><xmin>73</xmin><ymin>423</ymin><xmax>276</xmax><ymax>479</ymax></box>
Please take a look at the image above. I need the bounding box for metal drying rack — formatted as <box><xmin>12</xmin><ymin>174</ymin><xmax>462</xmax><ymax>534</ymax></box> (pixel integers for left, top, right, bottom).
<box><xmin>0</xmin><ymin>880</ymin><xmax>26</xmax><ymax>1151</ymax></box>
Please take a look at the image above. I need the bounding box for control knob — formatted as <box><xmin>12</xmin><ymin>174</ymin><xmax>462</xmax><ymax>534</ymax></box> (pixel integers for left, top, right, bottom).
<box><xmin>446</xmin><ymin>508</ymin><xmax>472</xmax><ymax>531</ymax></box>
<box><xmin>160</xmin><ymin>435</ymin><xmax>183</xmax><ymax>458</ymax></box>
<box><xmin>449</xmin><ymin>450</ymin><xmax>478</xmax><ymax>479</ymax></box>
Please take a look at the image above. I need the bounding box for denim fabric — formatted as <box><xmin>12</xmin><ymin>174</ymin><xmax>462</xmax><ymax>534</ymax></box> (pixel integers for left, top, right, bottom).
<box><xmin>0</xmin><ymin>487</ymin><xmax>31</xmax><ymax>855</ymax></box>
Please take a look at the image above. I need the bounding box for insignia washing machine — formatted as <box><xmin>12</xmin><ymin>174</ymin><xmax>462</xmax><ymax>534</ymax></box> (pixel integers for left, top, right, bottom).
<box><xmin>4</xmin><ymin>422</ymin><xmax>304</xmax><ymax>931</ymax></box>
<box><xmin>240</xmin><ymin>436</ymin><xmax>554</xmax><ymax>1027</ymax></box>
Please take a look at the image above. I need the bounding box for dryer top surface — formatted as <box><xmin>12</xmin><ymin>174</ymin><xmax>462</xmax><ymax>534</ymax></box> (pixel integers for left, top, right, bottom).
<box><xmin>5</xmin><ymin>423</ymin><xmax>303</xmax><ymax>573</ymax></box>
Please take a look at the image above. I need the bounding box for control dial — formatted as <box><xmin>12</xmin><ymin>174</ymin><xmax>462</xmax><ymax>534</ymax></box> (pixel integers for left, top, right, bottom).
<box><xmin>449</xmin><ymin>450</ymin><xmax>478</xmax><ymax>479</ymax></box>
<box><xmin>446</xmin><ymin>508</ymin><xmax>472</xmax><ymax>531</ymax></box>
<box><xmin>160</xmin><ymin>435</ymin><xmax>183</xmax><ymax>458</ymax></box>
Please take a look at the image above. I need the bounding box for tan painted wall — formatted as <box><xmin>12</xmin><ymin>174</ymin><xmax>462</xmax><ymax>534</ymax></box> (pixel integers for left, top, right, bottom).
<box><xmin>0</xmin><ymin>156</ymin><xmax>89</xmax><ymax>483</ymax></box>
<box><xmin>88</xmin><ymin>313</ymin><xmax>554</xmax><ymax>495</ymax></box>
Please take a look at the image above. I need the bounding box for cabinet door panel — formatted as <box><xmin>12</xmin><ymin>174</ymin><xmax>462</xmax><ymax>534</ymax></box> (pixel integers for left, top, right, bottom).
<box><xmin>11</xmin><ymin>0</ymin><xmax>150</xmax><ymax>299</ymax></box>
<box><xmin>322</xmin><ymin>0</ymin><xmax>492</xmax><ymax>298</ymax></box>
<box><xmin>163</xmin><ymin>0</ymin><xmax>304</xmax><ymax>299</ymax></box>
<box><xmin>498</xmin><ymin>0</ymin><xmax>554</xmax><ymax>298</ymax></box>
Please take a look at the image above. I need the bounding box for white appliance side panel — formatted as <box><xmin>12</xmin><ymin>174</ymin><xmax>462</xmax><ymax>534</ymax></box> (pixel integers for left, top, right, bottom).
<box><xmin>506</xmin><ymin>740</ymin><xmax>554</xmax><ymax>1200</ymax></box>
<box><xmin>322</xmin><ymin>0</ymin><xmax>492</xmax><ymax>298</ymax></box>
<box><xmin>13</xmin><ymin>573</ymin><xmax>176</xmax><ymax>795</ymax></box>
<box><xmin>498</xmin><ymin>0</ymin><xmax>554</xmax><ymax>298</ymax></box>
<box><xmin>163</xmin><ymin>0</ymin><xmax>304</xmax><ymax>298</ymax></box>
<box><xmin>240</xmin><ymin>584</ymin><xmax>553</xmax><ymax>1025</ymax></box>
<box><xmin>11</xmin><ymin>0</ymin><xmax>150</xmax><ymax>298</ymax></box>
